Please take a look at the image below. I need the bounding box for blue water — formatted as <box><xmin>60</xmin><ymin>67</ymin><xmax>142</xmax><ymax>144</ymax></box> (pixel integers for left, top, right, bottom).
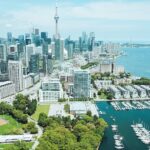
<box><xmin>97</xmin><ymin>102</ymin><xmax>150</xmax><ymax>150</ymax></box>
<box><xmin>116</xmin><ymin>48</ymin><xmax>150</xmax><ymax>78</ymax></box>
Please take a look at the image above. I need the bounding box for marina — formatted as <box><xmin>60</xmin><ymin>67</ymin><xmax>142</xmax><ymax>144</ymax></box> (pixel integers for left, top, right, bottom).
<box><xmin>131</xmin><ymin>123</ymin><xmax>150</xmax><ymax>145</ymax></box>
<box><xmin>110</xmin><ymin>100</ymin><xmax>150</xmax><ymax>111</ymax></box>
<box><xmin>111</xmin><ymin>125</ymin><xmax>125</xmax><ymax>149</ymax></box>
<box><xmin>97</xmin><ymin>101</ymin><xmax>150</xmax><ymax>150</ymax></box>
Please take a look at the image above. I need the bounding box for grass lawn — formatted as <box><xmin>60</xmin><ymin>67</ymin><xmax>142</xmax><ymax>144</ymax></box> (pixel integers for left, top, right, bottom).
<box><xmin>0</xmin><ymin>142</ymin><xmax>33</xmax><ymax>149</ymax></box>
<box><xmin>99</xmin><ymin>93</ymin><xmax>107</xmax><ymax>99</ymax></box>
<box><xmin>0</xmin><ymin>115</ymin><xmax>23</xmax><ymax>135</ymax></box>
<box><xmin>31</xmin><ymin>104</ymin><xmax>50</xmax><ymax>121</ymax></box>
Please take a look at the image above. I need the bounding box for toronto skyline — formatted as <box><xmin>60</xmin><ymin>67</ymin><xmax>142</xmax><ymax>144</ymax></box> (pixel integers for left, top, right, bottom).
<box><xmin>0</xmin><ymin>0</ymin><xmax>150</xmax><ymax>150</ymax></box>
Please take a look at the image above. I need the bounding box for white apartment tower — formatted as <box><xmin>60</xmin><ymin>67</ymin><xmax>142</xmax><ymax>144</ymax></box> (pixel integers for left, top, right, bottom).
<box><xmin>8</xmin><ymin>60</ymin><xmax>23</xmax><ymax>92</ymax></box>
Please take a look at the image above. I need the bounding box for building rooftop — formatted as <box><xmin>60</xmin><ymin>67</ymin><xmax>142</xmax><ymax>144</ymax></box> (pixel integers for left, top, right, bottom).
<box><xmin>0</xmin><ymin>81</ymin><xmax>13</xmax><ymax>87</ymax></box>
<box><xmin>70</xmin><ymin>102</ymin><xmax>87</xmax><ymax>111</ymax></box>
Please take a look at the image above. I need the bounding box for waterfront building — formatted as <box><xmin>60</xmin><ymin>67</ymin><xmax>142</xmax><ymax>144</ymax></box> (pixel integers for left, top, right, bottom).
<box><xmin>100</xmin><ymin>64</ymin><xmax>112</xmax><ymax>73</ymax></box>
<box><xmin>132</xmin><ymin>85</ymin><xmax>147</xmax><ymax>98</ymax></box>
<box><xmin>125</xmin><ymin>85</ymin><xmax>139</xmax><ymax>98</ymax></box>
<box><xmin>95</xmin><ymin>80</ymin><xmax>112</xmax><ymax>89</ymax></box>
<box><xmin>117</xmin><ymin>86</ymin><xmax>130</xmax><ymax>99</ymax></box>
<box><xmin>39</xmin><ymin>78</ymin><xmax>63</xmax><ymax>102</ymax></box>
<box><xmin>73</xmin><ymin>70</ymin><xmax>91</xmax><ymax>98</ymax></box>
<box><xmin>140</xmin><ymin>85</ymin><xmax>150</xmax><ymax>97</ymax></box>
<box><xmin>109</xmin><ymin>85</ymin><xmax>122</xmax><ymax>99</ymax></box>
<box><xmin>113</xmin><ymin>78</ymin><xmax>132</xmax><ymax>85</ymax></box>
<box><xmin>8</xmin><ymin>60</ymin><xmax>23</xmax><ymax>92</ymax></box>
<box><xmin>0</xmin><ymin>81</ymin><xmax>15</xmax><ymax>99</ymax></box>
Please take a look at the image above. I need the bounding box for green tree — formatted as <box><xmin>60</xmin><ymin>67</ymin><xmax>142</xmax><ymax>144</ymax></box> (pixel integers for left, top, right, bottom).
<box><xmin>6</xmin><ymin>141</ymin><xmax>30</xmax><ymax>150</ymax></box>
<box><xmin>23</xmin><ymin>122</ymin><xmax>38</xmax><ymax>134</ymax></box>
<box><xmin>37</xmin><ymin>127</ymin><xmax>76</xmax><ymax>150</ymax></box>
<box><xmin>38</xmin><ymin>113</ymin><xmax>48</xmax><ymax>127</ymax></box>
<box><xmin>64</xmin><ymin>104</ymin><xmax>70</xmax><ymax>113</ymax></box>
<box><xmin>73</xmin><ymin>123</ymin><xmax>89</xmax><ymax>141</ymax></box>
<box><xmin>86</xmin><ymin>110</ymin><xmax>92</xmax><ymax>117</ymax></box>
<box><xmin>27</xmin><ymin>99</ymin><xmax>37</xmax><ymax>115</ymax></box>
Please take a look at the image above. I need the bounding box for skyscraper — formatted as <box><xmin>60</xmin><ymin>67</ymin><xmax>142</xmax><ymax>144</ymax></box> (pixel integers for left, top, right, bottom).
<box><xmin>0</xmin><ymin>44</ymin><xmax>7</xmax><ymax>61</ymax></box>
<box><xmin>25</xmin><ymin>44</ymin><xmax>35</xmax><ymax>68</ymax></box>
<box><xmin>29</xmin><ymin>54</ymin><xmax>40</xmax><ymax>73</ymax></box>
<box><xmin>47</xmin><ymin>53</ymin><xmax>53</xmax><ymax>74</ymax></box>
<box><xmin>73</xmin><ymin>70</ymin><xmax>91</xmax><ymax>98</ymax></box>
<box><xmin>7</xmin><ymin>32</ymin><xmax>12</xmax><ymax>43</ymax></box>
<box><xmin>41</xmin><ymin>32</ymin><xmax>48</xmax><ymax>41</ymax></box>
<box><xmin>55</xmin><ymin>39</ymin><xmax>64</xmax><ymax>62</ymax></box>
<box><xmin>8</xmin><ymin>60</ymin><xmax>23</xmax><ymax>92</ymax></box>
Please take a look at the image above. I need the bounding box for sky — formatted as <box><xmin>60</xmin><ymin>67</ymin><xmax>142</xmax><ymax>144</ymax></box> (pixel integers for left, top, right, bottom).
<box><xmin>0</xmin><ymin>0</ymin><xmax>150</xmax><ymax>41</ymax></box>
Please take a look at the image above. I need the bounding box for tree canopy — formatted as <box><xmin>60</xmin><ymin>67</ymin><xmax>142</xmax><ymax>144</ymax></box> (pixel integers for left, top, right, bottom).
<box><xmin>36</xmin><ymin>114</ymin><xmax>108</xmax><ymax>150</ymax></box>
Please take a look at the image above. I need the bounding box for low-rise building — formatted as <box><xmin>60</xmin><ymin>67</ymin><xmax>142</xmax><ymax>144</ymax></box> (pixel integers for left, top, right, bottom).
<box><xmin>70</xmin><ymin>102</ymin><xmax>99</xmax><ymax>116</ymax></box>
<box><xmin>140</xmin><ymin>85</ymin><xmax>150</xmax><ymax>97</ymax></box>
<box><xmin>117</xmin><ymin>86</ymin><xmax>130</xmax><ymax>99</ymax></box>
<box><xmin>132</xmin><ymin>85</ymin><xmax>147</xmax><ymax>98</ymax></box>
<box><xmin>95</xmin><ymin>80</ymin><xmax>112</xmax><ymax>89</ymax></box>
<box><xmin>0</xmin><ymin>81</ymin><xmax>15</xmax><ymax>99</ymax></box>
<box><xmin>113</xmin><ymin>78</ymin><xmax>132</xmax><ymax>85</ymax></box>
<box><xmin>109</xmin><ymin>85</ymin><xmax>122</xmax><ymax>99</ymax></box>
<box><xmin>39</xmin><ymin>78</ymin><xmax>63</xmax><ymax>102</ymax></box>
<box><xmin>125</xmin><ymin>85</ymin><xmax>139</xmax><ymax>98</ymax></box>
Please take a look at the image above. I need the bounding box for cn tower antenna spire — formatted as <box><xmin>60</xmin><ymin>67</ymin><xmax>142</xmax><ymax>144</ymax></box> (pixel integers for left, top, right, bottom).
<box><xmin>54</xmin><ymin>0</ymin><xmax>60</xmax><ymax>39</ymax></box>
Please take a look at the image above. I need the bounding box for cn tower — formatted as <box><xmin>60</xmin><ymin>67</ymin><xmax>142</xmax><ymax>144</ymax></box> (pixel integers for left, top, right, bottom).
<box><xmin>54</xmin><ymin>0</ymin><xmax>60</xmax><ymax>39</ymax></box>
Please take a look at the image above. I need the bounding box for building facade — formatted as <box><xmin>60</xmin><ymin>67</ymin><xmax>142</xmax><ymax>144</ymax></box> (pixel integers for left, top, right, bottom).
<box><xmin>39</xmin><ymin>78</ymin><xmax>63</xmax><ymax>102</ymax></box>
<box><xmin>73</xmin><ymin>70</ymin><xmax>91</xmax><ymax>98</ymax></box>
<box><xmin>0</xmin><ymin>81</ymin><xmax>15</xmax><ymax>99</ymax></box>
<box><xmin>8</xmin><ymin>60</ymin><xmax>23</xmax><ymax>92</ymax></box>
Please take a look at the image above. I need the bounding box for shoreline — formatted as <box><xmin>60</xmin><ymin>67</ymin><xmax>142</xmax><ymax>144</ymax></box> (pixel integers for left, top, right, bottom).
<box><xmin>94</xmin><ymin>98</ymin><xmax>150</xmax><ymax>102</ymax></box>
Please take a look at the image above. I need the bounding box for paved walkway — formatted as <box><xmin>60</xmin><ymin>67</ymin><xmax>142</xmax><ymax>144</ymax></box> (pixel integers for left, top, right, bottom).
<box><xmin>29</xmin><ymin>118</ymin><xmax>43</xmax><ymax>150</ymax></box>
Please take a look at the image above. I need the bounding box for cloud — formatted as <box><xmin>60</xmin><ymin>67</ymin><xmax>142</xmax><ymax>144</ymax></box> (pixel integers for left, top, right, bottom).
<box><xmin>0</xmin><ymin>0</ymin><xmax>150</xmax><ymax>40</ymax></box>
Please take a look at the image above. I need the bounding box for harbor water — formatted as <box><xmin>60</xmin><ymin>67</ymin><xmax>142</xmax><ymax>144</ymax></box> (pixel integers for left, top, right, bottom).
<box><xmin>97</xmin><ymin>102</ymin><xmax>150</xmax><ymax>150</ymax></box>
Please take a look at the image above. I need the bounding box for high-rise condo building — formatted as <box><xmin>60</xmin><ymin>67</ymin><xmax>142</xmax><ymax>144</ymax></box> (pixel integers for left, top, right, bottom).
<box><xmin>73</xmin><ymin>70</ymin><xmax>91</xmax><ymax>98</ymax></box>
<box><xmin>8</xmin><ymin>60</ymin><xmax>23</xmax><ymax>92</ymax></box>
<box><xmin>0</xmin><ymin>44</ymin><xmax>7</xmax><ymax>61</ymax></box>
<box><xmin>55</xmin><ymin>39</ymin><xmax>64</xmax><ymax>62</ymax></box>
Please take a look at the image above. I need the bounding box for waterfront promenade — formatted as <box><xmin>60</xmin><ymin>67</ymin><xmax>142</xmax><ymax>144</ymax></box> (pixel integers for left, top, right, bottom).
<box><xmin>94</xmin><ymin>97</ymin><xmax>150</xmax><ymax>102</ymax></box>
